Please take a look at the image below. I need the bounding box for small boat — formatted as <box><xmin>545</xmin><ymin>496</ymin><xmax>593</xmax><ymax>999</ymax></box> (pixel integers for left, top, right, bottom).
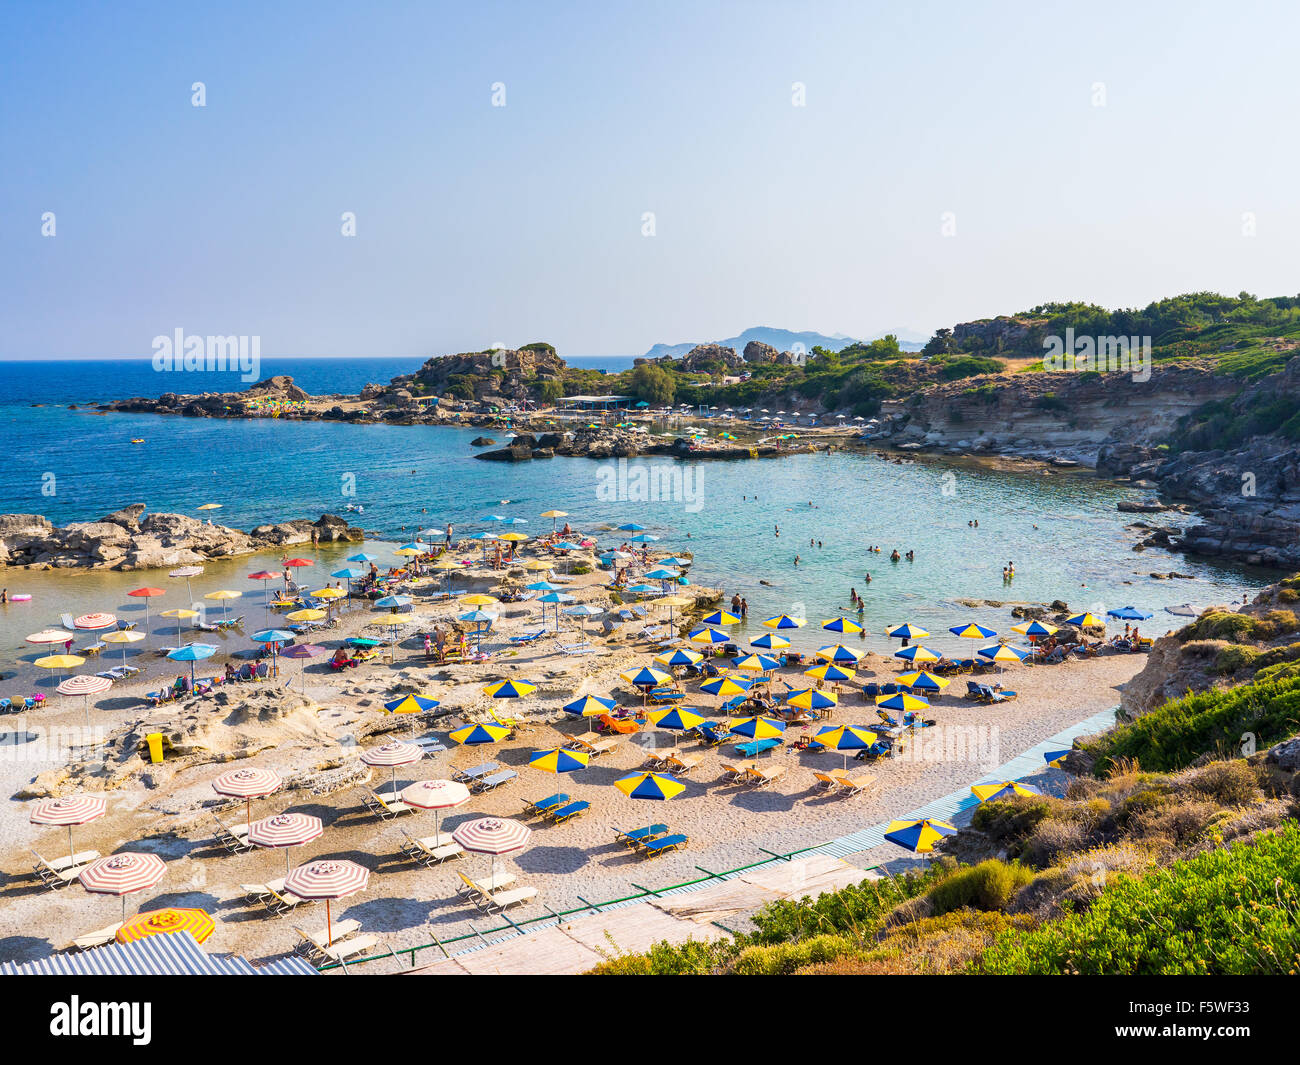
<box><xmin>130</xmin><ymin>438</ymin><xmax>145</xmax><ymax>444</ymax></box>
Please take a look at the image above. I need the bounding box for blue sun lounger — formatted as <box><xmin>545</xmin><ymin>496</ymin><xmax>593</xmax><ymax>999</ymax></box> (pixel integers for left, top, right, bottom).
<box><xmin>524</xmin><ymin>793</ymin><xmax>569</xmax><ymax>817</ymax></box>
<box><xmin>614</xmin><ymin>824</ymin><xmax>668</xmax><ymax>849</ymax></box>
<box><xmin>733</xmin><ymin>737</ymin><xmax>781</xmax><ymax>758</ymax></box>
<box><xmin>547</xmin><ymin>800</ymin><xmax>590</xmax><ymax>823</ymax></box>
<box><xmin>642</xmin><ymin>833</ymin><xmax>688</xmax><ymax>858</ymax></box>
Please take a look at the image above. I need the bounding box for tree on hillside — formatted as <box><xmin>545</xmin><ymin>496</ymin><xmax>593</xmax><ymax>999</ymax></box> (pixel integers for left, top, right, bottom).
<box><xmin>628</xmin><ymin>362</ymin><xmax>676</xmax><ymax>405</ymax></box>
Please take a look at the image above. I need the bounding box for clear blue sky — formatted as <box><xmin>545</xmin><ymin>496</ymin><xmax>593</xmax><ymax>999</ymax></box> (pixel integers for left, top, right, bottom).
<box><xmin>1</xmin><ymin>0</ymin><xmax>1295</xmax><ymax>358</ymax></box>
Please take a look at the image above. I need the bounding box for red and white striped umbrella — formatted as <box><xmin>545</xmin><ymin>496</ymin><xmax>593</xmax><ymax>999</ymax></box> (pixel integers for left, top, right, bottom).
<box><xmin>32</xmin><ymin>795</ymin><xmax>108</xmax><ymax>866</ymax></box>
<box><xmin>56</xmin><ymin>674</ymin><xmax>113</xmax><ymax>728</ymax></box>
<box><xmin>247</xmin><ymin>813</ymin><xmax>324</xmax><ymax>875</ymax></box>
<box><xmin>360</xmin><ymin>741</ymin><xmax>423</xmax><ymax>802</ymax></box>
<box><xmin>79</xmin><ymin>852</ymin><xmax>167</xmax><ymax>922</ymax></box>
<box><xmin>400</xmin><ymin>779</ymin><xmax>470</xmax><ymax>846</ymax></box>
<box><xmin>283</xmin><ymin>860</ymin><xmax>369</xmax><ymax>945</ymax></box>
<box><xmin>74</xmin><ymin>613</ymin><xmax>118</xmax><ymax>631</ymax></box>
<box><xmin>211</xmin><ymin>767</ymin><xmax>283</xmax><ymax>829</ymax></box>
<box><xmin>453</xmin><ymin>817</ymin><xmax>532</xmax><ymax>885</ymax></box>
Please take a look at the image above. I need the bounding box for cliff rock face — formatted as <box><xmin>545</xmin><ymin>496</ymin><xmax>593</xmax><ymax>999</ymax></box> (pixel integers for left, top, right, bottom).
<box><xmin>393</xmin><ymin>348</ymin><xmax>565</xmax><ymax>403</ymax></box>
<box><xmin>743</xmin><ymin>340</ymin><xmax>779</xmax><ymax>364</ymax></box>
<box><xmin>681</xmin><ymin>344</ymin><xmax>742</xmax><ymax>372</ymax></box>
<box><xmin>952</xmin><ymin>316</ymin><xmax>1047</xmax><ymax>353</ymax></box>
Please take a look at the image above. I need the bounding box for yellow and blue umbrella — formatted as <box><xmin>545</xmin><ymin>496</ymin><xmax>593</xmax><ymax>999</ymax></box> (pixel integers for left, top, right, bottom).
<box><xmin>383</xmin><ymin>693</ymin><xmax>441</xmax><ymax>715</ymax></box>
<box><xmin>700</xmin><ymin>610</ymin><xmax>741</xmax><ymax>626</ymax></box>
<box><xmin>700</xmin><ymin>674</ymin><xmax>753</xmax><ymax>697</ymax></box>
<box><xmin>785</xmin><ymin>687</ymin><xmax>837</xmax><ymax>711</ymax></box>
<box><xmin>816</xmin><ymin>644</ymin><xmax>863</xmax><ymax>664</ymax></box>
<box><xmin>949</xmin><ymin>622</ymin><xmax>997</xmax><ymax>640</ymax></box>
<box><xmin>814</xmin><ymin>724</ymin><xmax>877</xmax><ymax>767</ymax></box>
<box><xmin>688</xmin><ymin>627</ymin><xmax>731</xmax><ymax>645</ymax></box>
<box><xmin>896</xmin><ymin>670</ymin><xmax>949</xmax><ymax>692</ymax></box>
<box><xmin>1011</xmin><ymin>620</ymin><xmax>1058</xmax><ymax>638</ymax></box>
<box><xmin>884</xmin><ymin>818</ymin><xmax>957</xmax><ymax>853</ymax></box>
<box><xmin>886</xmin><ymin>623</ymin><xmax>930</xmax><ymax>640</ymax></box>
<box><xmin>971</xmin><ymin>780</ymin><xmax>1043</xmax><ymax>803</ymax></box>
<box><xmin>620</xmin><ymin>666</ymin><xmax>672</xmax><ymax>688</ymax></box>
<box><xmin>647</xmin><ymin>706</ymin><xmax>707</xmax><ymax>746</ymax></box>
<box><xmin>1044</xmin><ymin>749</ymin><xmax>1071</xmax><ymax>768</ymax></box>
<box><xmin>483</xmin><ymin>679</ymin><xmax>537</xmax><ymax>699</ymax></box>
<box><xmin>727</xmin><ymin>716</ymin><xmax>786</xmax><ymax>741</ymax></box>
<box><xmin>875</xmin><ymin>691</ymin><xmax>930</xmax><ymax>713</ymax></box>
<box><xmin>804</xmin><ymin>663</ymin><xmax>856</xmax><ymax>683</ymax></box>
<box><xmin>450</xmin><ymin>723</ymin><xmax>511</xmax><ymax>746</ymax></box>
<box><xmin>562</xmin><ymin>694</ymin><xmax>616</xmax><ymax>718</ymax></box>
<box><xmin>735</xmin><ymin>653</ymin><xmax>782</xmax><ymax>673</ymax></box>
<box><xmin>615</xmin><ymin>771</ymin><xmax>685</xmax><ymax>801</ymax></box>
<box><xmin>655</xmin><ymin>648</ymin><xmax>704</xmax><ymax>668</ymax></box>
<box><xmin>530</xmin><ymin>748</ymin><xmax>590</xmax><ymax>774</ymax></box>
<box><xmin>750</xmin><ymin>632</ymin><xmax>791</xmax><ymax>650</ymax></box>
<box><xmin>822</xmin><ymin>617</ymin><xmax>864</xmax><ymax>634</ymax></box>
<box><xmin>1065</xmin><ymin>612</ymin><xmax>1103</xmax><ymax>628</ymax></box>
<box><xmin>763</xmin><ymin>614</ymin><xmax>805</xmax><ymax>630</ymax></box>
<box><xmin>978</xmin><ymin>643</ymin><xmax>1030</xmax><ymax>666</ymax></box>
<box><xmin>893</xmin><ymin>644</ymin><xmax>941</xmax><ymax>663</ymax></box>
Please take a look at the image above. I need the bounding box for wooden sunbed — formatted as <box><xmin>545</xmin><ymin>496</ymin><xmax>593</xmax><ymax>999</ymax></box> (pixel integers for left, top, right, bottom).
<box><xmin>835</xmin><ymin>773</ymin><xmax>876</xmax><ymax>798</ymax></box>
<box><xmin>720</xmin><ymin>760</ymin><xmax>757</xmax><ymax>784</ymax></box>
<box><xmin>747</xmin><ymin>764</ymin><xmax>787</xmax><ymax>789</ymax></box>
<box><xmin>662</xmin><ymin>752</ymin><xmax>704</xmax><ymax>775</ymax></box>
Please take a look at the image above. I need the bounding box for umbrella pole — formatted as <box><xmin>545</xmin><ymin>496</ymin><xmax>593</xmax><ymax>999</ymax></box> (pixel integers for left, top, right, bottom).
<box><xmin>68</xmin><ymin>825</ymin><xmax>75</xmax><ymax>866</ymax></box>
<box><xmin>326</xmin><ymin>899</ymin><xmax>333</xmax><ymax>946</ymax></box>
<box><xmin>247</xmin><ymin>798</ymin><xmax>252</xmax><ymax>831</ymax></box>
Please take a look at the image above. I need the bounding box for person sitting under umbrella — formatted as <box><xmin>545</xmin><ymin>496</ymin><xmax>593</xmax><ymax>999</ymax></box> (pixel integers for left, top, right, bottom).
<box><xmin>330</xmin><ymin>647</ymin><xmax>358</xmax><ymax>670</ymax></box>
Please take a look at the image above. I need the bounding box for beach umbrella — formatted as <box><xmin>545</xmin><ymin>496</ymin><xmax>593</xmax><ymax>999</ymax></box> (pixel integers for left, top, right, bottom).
<box><xmin>73</xmin><ymin>613</ymin><xmax>117</xmax><ymax>631</ymax></box>
<box><xmin>750</xmin><ymin>632</ymin><xmax>790</xmax><ymax>650</ymax></box>
<box><xmin>203</xmin><ymin>589</ymin><xmax>242</xmax><ymax>621</ymax></box>
<box><xmin>1044</xmin><ymin>749</ymin><xmax>1071</xmax><ymax>768</ymax></box>
<box><xmin>727</xmin><ymin>716</ymin><xmax>786</xmax><ymax>752</ymax></box>
<box><xmin>100</xmin><ymin>626</ymin><xmax>146</xmax><ymax>665</ymax></box>
<box><xmin>629</xmin><ymin>534</ymin><xmax>660</xmax><ymax>544</ymax></box>
<box><xmin>31</xmin><ymin>795</ymin><xmax>107</xmax><ymax>866</ymax></box>
<box><xmin>285</xmin><ymin>608</ymin><xmax>326</xmax><ymax>623</ymax></box>
<box><xmin>401</xmin><ymin>779</ymin><xmax>470</xmax><ymax>846</ymax></box>
<box><xmin>331</xmin><ymin>567</ymin><xmax>366</xmax><ymax>580</ymax></box>
<box><xmin>283</xmin><ymin>558</ymin><xmax>314</xmax><ymax>569</ymax></box>
<box><xmin>116</xmin><ymin>907</ymin><xmax>215</xmax><ymax>946</ymax></box>
<box><xmin>56</xmin><ymin>673</ymin><xmax>113</xmax><ymax>728</ymax></box>
<box><xmin>620</xmin><ymin>666</ymin><xmax>671</xmax><ymax>688</ymax></box>
<box><xmin>893</xmin><ymin>644</ymin><xmax>941</xmax><ymax>663</ymax></box>
<box><xmin>167</xmin><ymin>643</ymin><xmax>218</xmax><ymax>687</ymax></box>
<box><xmin>453</xmin><ymin>816</ymin><xmax>532</xmax><ymax>885</ymax></box>
<box><xmin>822</xmin><ymin>617</ymin><xmax>864</xmax><ymax>634</ymax></box>
<box><xmin>114</xmin><ymin>906</ymin><xmax>218</xmax><ymax>950</ymax></box>
<box><xmin>279</xmin><ymin>643</ymin><xmax>325</xmax><ymax>690</ymax></box>
<box><xmin>383</xmin><ymin>693</ymin><xmax>440</xmax><ymax>715</ymax></box>
<box><xmin>211</xmin><ymin>767</ymin><xmax>283</xmax><ymax>829</ymax></box>
<box><xmin>526</xmin><ymin>580</ymin><xmax>562</xmax><ymax>593</ymax></box>
<box><xmin>346</xmin><ymin>552</ymin><xmax>378</xmax><ymax>563</ymax></box>
<box><xmin>498</xmin><ymin>531</ymin><xmax>528</xmax><ymax>543</ymax></box>
<box><xmin>79</xmin><ymin>852</ymin><xmax>167</xmax><ymax>923</ymax></box>
<box><xmin>248</xmin><ymin>812</ymin><xmax>324</xmax><ymax>876</ymax></box>
<box><xmin>654</xmin><ymin>647</ymin><xmax>703</xmax><ymax>668</ymax></box>
<box><xmin>884</xmin><ymin>819</ymin><xmax>957</xmax><ymax>853</ymax></box>
<box><xmin>897</xmin><ymin>670</ymin><xmax>949</xmax><ymax>692</ymax></box>
<box><xmin>875</xmin><ymin>691</ymin><xmax>930</xmax><ymax>713</ymax></box>
<box><xmin>35</xmin><ymin>654</ymin><xmax>85</xmax><ymax>681</ymax></box>
<box><xmin>247</xmin><ymin>571</ymin><xmax>280</xmax><ymax>614</ymax></box>
<box><xmin>646</xmin><ymin>705</ymin><xmax>706</xmax><ymax>747</ymax></box>
<box><xmin>360</xmin><ymin>740</ymin><xmax>424</xmax><ymax>801</ymax></box>
<box><xmin>886</xmin><ymin>623</ymin><xmax>930</xmax><ymax>641</ymax></box>
<box><xmin>374</xmin><ymin>594</ymin><xmax>411</xmax><ymax>612</ymax></box>
<box><xmin>614</xmin><ymin>771</ymin><xmax>685</xmax><ymax>801</ymax></box>
<box><xmin>763</xmin><ymin>614</ymin><xmax>805</xmax><ymax>630</ymax></box>
<box><xmin>168</xmin><ymin>565</ymin><xmax>204</xmax><ymax>602</ymax></box>
<box><xmin>644</xmin><ymin>568</ymin><xmax>679</xmax><ymax>581</ymax></box>
<box><xmin>461</xmin><ymin>594</ymin><xmax>501</xmax><ymax>608</ymax></box>
<box><xmin>814</xmin><ymin>724</ymin><xmax>878</xmax><ymax>768</ymax></box>
<box><xmin>688</xmin><ymin>627</ymin><xmax>730</xmax><ymax>645</ymax></box>
<box><xmin>1106</xmin><ymin>606</ymin><xmax>1152</xmax><ymax>621</ymax></box>
<box><xmin>971</xmin><ymin>780</ymin><xmax>1043</xmax><ymax>803</ymax></box>
<box><xmin>656</xmin><ymin>594</ymin><xmax>692</xmax><ymax>629</ymax></box>
<box><xmin>1065</xmin><ymin>612</ymin><xmax>1103</xmax><ymax>628</ymax></box>
<box><xmin>735</xmin><ymin>653</ymin><xmax>782</xmax><ymax>673</ymax></box>
<box><xmin>283</xmin><ymin>860</ymin><xmax>369</xmax><ymax>947</ymax></box>
<box><xmin>159</xmin><ymin>608</ymin><xmax>198</xmax><ymax>641</ymax></box>
<box><xmin>616</xmin><ymin>523</ymin><xmax>647</xmax><ymax>532</ymax></box>
<box><xmin>977</xmin><ymin>643</ymin><xmax>1030</xmax><ymax>671</ymax></box>
<box><xmin>563</xmin><ymin>604</ymin><xmax>604</xmax><ymax>636</ymax></box>
<box><xmin>816</xmin><ymin>644</ymin><xmax>863</xmax><ymax>664</ymax></box>
<box><xmin>562</xmin><ymin>694</ymin><xmax>617</xmax><ymax>718</ymax></box>
<box><xmin>785</xmin><ymin>688</ymin><xmax>838</xmax><ymax>712</ymax></box>
<box><xmin>311</xmin><ymin>587</ymin><xmax>345</xmax><ymax>601</ymax></box>
<box><xmin>529</xmin><ymin>748</ymin><xmax>590</xmax><ymax>774</ymax></box>
<box><xmin>538</xmin><ymin>591</ymin><xmax>575</xmax><ymax>627</ymax></box>
<box><xmin>1012</xmin><ymin>620</ymin><xmax>1058</xmax><ymax>638</ymax></box>
<box><xmin>450</xmin><ymin>723</ymin><xmax>511</xmax><ymax>746</ymax></box>
<box><xmin>26</xmin><ymin>629</ymin><xmax>74</xmax><ymax>645</ymax></box>
<box><xmin>540</xmin><ymin>510</ymin><xmax>568</xmax><ymax>531</ymax></box>
<box><xmin>483</xmin><ymin>679</ymin><xmax>537</xmax><ymax>699</ymax></box>
<box><xmin>197</xmin><ymin>503</ymin><xmax>222</xmax><ymax>511</ymax></box>
<box><xmin>804</xmin><ymin>662</ymin><xmax>856</xmax><ymax>683</ymax></box>
<box><xmin>457</xmin><ymin>610</ymin><xmax>497</xmax><ymax>650</ymax></box>
<box><xmin>125</xmin><ymin>588</ymin><xmax>165</xmax><ymax>641</ymax></box>
<box><xmin>700</xmin><ymin>610</ymin><xmax>741</xmax><ymax>626</ymax></box>
<box><xmin>949</xmin><ymin>622</ymin><xmax>998</xmax><ymax>640</ymax></box>
<box><xmin>626</xmin><ymin>583</ymin><xmax>661</xmax><ymax>597</ymax></box>
<box><xmin>700</xmin><ymin>674</ymin><xmax>753</xmax><ymax>698</ymax></box>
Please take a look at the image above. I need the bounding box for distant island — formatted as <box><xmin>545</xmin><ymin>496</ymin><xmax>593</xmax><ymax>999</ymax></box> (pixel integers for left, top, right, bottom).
<box><xmin>643</xmin><ymin>326</ymin><xmax>927</xmax><ymax>360</ymax></box>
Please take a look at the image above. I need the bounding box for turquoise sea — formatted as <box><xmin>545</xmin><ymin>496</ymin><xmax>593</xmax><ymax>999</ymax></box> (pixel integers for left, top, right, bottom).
<box><xmin>0</xmin><ymin>358</ymin><xmax>1273</xmax><ymax>672</ymax></box>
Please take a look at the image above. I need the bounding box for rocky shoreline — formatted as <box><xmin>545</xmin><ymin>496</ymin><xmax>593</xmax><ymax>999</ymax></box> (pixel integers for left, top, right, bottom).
<box><xmin>0</xmin><ymin>505</ymin><xmax>364</xmax><ymax>571</ymax></box>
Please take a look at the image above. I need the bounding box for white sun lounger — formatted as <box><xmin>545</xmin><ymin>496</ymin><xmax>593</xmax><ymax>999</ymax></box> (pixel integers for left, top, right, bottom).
<box><xmin>32</xmin><ymin>849</ymin><xmax>101</xmax><ymax>890</ymax></box>
<box><xmin>72</xmin><ymin>922</ymin><xmax>124</xmax><ymax>951</ymax></box>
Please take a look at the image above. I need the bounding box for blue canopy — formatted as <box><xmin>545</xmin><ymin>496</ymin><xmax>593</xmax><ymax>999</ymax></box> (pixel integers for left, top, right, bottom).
<box><xmin>1107</xmin><ymin>606</ymin><xmax>1153</xmax><ymax>620</ymax></box>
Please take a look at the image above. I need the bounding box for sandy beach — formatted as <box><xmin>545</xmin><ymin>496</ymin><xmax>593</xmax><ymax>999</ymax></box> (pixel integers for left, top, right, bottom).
<box><xmin>0</xmin><ymin>533</ymin><xmax>1149</xmax><ymax>970</ymax></box>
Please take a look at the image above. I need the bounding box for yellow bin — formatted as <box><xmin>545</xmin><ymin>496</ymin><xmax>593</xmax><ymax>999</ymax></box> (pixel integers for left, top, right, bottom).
<box><xmin>146</xmin><ymin>733</ymin><xmax>164</xmax><ymax>763</ymax></box>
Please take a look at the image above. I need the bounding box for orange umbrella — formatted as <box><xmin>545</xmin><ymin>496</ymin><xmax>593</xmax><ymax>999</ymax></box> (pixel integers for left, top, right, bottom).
<box><xmin>116</xmin><ymin>907</ymin><xmax>215</xmax><ymax>945</ymax></box>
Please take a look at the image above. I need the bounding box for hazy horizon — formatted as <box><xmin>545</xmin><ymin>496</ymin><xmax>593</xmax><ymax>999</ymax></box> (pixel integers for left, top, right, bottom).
<box><xmin>3</xmin><ymin>0</ymin><xmax>1297</xmax><ymax>360</ymax></box>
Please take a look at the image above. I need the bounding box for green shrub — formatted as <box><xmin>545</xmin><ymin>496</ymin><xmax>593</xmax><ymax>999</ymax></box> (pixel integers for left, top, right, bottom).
<box><xmin>926</xmin><ymin>860</ymin><xmax>1034</xmax><ymax>915</ymax></box>
<box><xmin>732</xmin><ymin>934</ymin><xmax>858</xmax><ymax>975</ymax></box>
<box><xmin>586</xmin><ymin>937</ymin><xmax>731</xmax><ymax>975</ymax></box>
<box><xmin>980</xmin><ymin>822</ymin><xmax>1300</xmax><ymax>974</ymax></box>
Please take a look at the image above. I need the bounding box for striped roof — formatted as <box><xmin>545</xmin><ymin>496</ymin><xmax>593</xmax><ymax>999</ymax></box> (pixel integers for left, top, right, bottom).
<box><xmin>0</xmin><ymin>931</ymin><xmax>315</xmax><ymax>976</ymax></box>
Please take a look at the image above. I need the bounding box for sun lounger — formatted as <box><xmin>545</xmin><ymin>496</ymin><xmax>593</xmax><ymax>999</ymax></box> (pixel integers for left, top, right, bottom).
<box><xmin>455</xmin><ymin>869</ymin><xmax>517</xmax><ymax>902</ymax></box>
<box><xmin>476</xmin><ymin>885</ymin><xmax>539</xmax><ymax>913</ymax></box>
<box><xmin>72</xmin><ymin>922</ymin><xmax>124</xmax><ymax>951</ymax></box>
<box><xmin>692</xmin><ymin>722</ymin><xmax>726</xmax><ymax>746</ymax></box>
<box><xmin>662</xmin><ymin>752</ymin><xmax>704</xmax><ymax>775</ymax></box>
<box><xmin>263</xmin><ymin>885</ymin><xmax>306</xmax><ymax>916</ymax></box>
<box><xmin>721</xmin><ymin>761</ymin><xmax>757</xmax><ymax>784</ymax></box>
<box><xmin>240</xmin><ymin>878</ymin><xmax>286</xmax><ymax>902</ymax></box>
<box><xmin>211</xmin><ymin>813</ymin><xmax>254</xmax><ymax>854</ymax></box>
<box><xmin>32</xmin><ymin>849</ymin><xmax>101</xmax><ymax>890</ymax></box>
<box><xmin>558</xmin><ymin>642</ymin><xmax>596</xmax><ymax>655</ymax></box>
<box><xmin>451</xmin><ymin>762</ymin><xmax>500</xmax><ymax>783</ymax></box>
<box><xmin>614</xmin><ymin>824</ymin><xmax>668</xmax><ymax>849</ymax></box>
<box><xmin>294</xmin><ymin>918</ymin><xmax>361</xmax><ymax>955</ymax></box>
<box><xmin>471</xmin><ymin>768</ymin><xmax>518</xmax><ymax>793</ymax></box>
<box><xmin>568</xmin><ymin>734</ymin><xmax>618</xmax><ymax>756</ymax></box>
<box><xmin>812</xmin><ymin>769</ymin><xmax>849</xmax><ymax>791</ymax></box>
<box><xmin>835</xmin><ymin>773</ymin><xmax>876</xmax><ymax>798</ymax></box>
<box><xmin>523</xmin><ymin>793</ymin><xmax>570</xmax><ymax>817</ymax></box>
<box><xmin>294</xmin><ymin>921</ymin><xmax>378</xmax><ymax>964</ymax></box>
<box><xmin>733</xmin><ymin>737</ymin><xmax>782</xmax><ymax>758</ymax></box>
<box><xmin>357</xmin><ymin>788</ymin><xmax>413</xmax><ymax>820</ymax></box>
<box><xmin>546</xmin><ymin>800</ymin><xmax>590</xmax><ymax>824</ymax></box>
<box><xmin>641</xmin><ymin>833</ymin><xmax>688</xmax><ymax>858</ymax></box>
<box><xmin>400</xmin><ymin>832</ymin><xmax>463</xmax><ymax>866</ymax></box>
<box><xmin>746</xmin><ymin>764</ymin><xmax>787</xmax><ymax>788</ymax></box>
<box><xmin>597</xmin><ymin>713</ymin><xmax>639</xmax><ymax>735</ymax></box>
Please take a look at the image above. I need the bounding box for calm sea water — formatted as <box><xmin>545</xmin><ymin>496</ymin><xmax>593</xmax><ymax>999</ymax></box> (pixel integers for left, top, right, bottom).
<box><xmin>0</xmin><ymin>357</ymin><xmax>1273</xmax><ymax>676</ymax></box>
